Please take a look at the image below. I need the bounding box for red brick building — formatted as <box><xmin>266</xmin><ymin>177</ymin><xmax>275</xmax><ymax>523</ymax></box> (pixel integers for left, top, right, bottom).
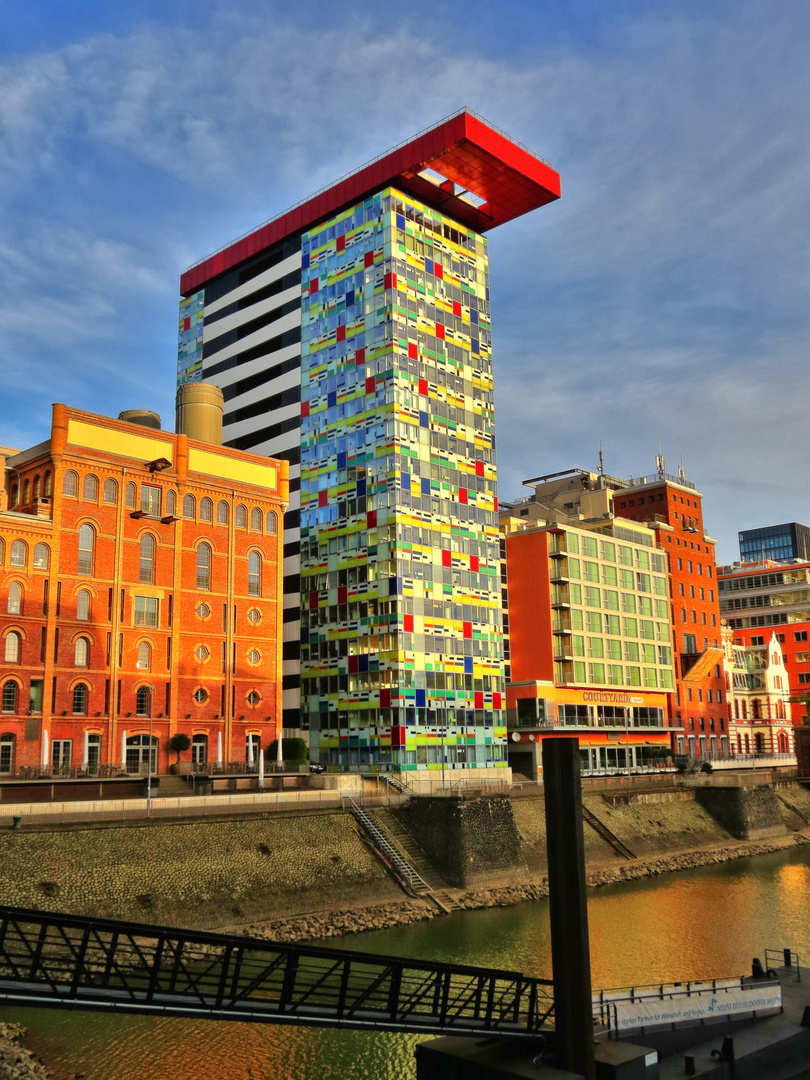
<box><xmin>613</xmin><ymin>476</ymin><xmax>728</xmax><ymax>756</ymax></box>
<box><xmin>0</xmin><ymin>402</ymin><xmax>288</xmax><ymax>776</ymax></box>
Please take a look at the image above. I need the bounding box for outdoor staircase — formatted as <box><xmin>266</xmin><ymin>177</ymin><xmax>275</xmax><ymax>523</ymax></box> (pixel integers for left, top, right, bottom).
<box><xmin>581</xmin><ymin>804</ymin><xmax>636</xmax><ymax>860</ymax></box>
<box><xmin>369</xmin><ymin>807</ymin><xmax>465</xmax><ymax>913</ymax></box>
<box><xmin>775</xmin><ymin>792</ymin><xmax>810</xmax><ymax>825</ymax></box>
<box><xmin>349</xmin><ymin>803</ymin><xmax>462</xmax><ymax>911</ymax></box>
<box><xmin>379</xmin><ymin>772</ymin><xmax>407</xmax><ymax>794</ymax></box>
<box><xmin>154</xmin><ymin>773</ymin><xmax>194</xmax><ymax>798</ymax></box>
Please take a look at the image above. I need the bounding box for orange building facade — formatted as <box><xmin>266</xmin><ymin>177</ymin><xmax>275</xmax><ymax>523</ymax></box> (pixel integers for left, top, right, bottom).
<box><xmin>0</xmin><ymin>404</ymin><xmax>288</xmax><ymax>776</ymax></box>
<box><xmin>502</xmin><ymin>519</ymin><xmax>674</xmax><ymax>779</ymax></box>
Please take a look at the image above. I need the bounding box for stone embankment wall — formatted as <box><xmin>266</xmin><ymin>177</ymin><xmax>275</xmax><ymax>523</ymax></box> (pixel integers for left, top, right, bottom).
<box><xmin>694</xmin><ymin>785</ymin><xmax>786</xmax><ymax>840</ymax></box>
<box><xmin>0</xmin><ymin>813</ymin><xmax>399</xmax><ymax>929</ymax></box>
<box><xmin>400</xmin><ymin>795</ymin><xmax>523</xmax><ymax>887</ymax></box>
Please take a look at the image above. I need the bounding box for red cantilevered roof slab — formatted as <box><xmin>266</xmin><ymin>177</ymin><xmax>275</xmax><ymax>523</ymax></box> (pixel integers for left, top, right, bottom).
<box><xmin>180</xmin><ymin>111</ymin><xmax>560</xmax><ymax>296</ymax></box>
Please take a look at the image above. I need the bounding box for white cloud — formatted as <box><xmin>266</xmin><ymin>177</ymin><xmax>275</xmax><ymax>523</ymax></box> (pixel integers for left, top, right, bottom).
<box><xmin>0</xmin><ymin>2</ymin><xmax>808</xmax><ymax>559</ymax></box>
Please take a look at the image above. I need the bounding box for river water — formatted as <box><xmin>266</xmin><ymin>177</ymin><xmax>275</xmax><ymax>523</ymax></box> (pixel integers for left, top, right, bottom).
<box><xmin>6</xmin><ymin>844</ymin><xmax>810</xmax><ymax>1080</ymax></box>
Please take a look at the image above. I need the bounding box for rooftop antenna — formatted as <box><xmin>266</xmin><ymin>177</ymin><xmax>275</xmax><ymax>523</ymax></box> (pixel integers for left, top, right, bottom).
<box><xmin>678</xmin><ymin>455</ymin><xmax>686</xmax><ymax>484</ymax></box>
<box><xmin>655</xmin><ymin>441</ymin><xmax>665</xmax><ymax>480</ymax></box>
<box><xmin>598</xmin><ymin>440</ymin><xmax>604</xmax><ymax>477</ymax></box>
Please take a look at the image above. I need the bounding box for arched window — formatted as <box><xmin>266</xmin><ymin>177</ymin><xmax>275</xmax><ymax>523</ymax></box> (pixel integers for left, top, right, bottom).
<box><xmin>266</xmin><ymin>511</ymin><xmax>277</xmax><ymax>535</ymax></box>
<box><xmin>200</xmin><ymin>497</ymin><xmax>213</xmax><ymax>522</ymax></box>
<box><xmin>10</xmin><ymin>483</ymin><xmax>18</xmax><ymax>507</ymax></box>
<box><xmin>0</xmin><ymin>538</ymin><xmax>4</xmax><ymax>566</ymax></box>
<box><xmin>43</xmin><ymin>471</ymin><xmax>52</xmax><ymax>497</ymax></box>
<box><xmin>165</xmin><ymin>490</ymin><xmax>177</xmax><ymax>516</ymax></box>
<box><xmin>248</xmin><ymin>551</ymin><xmax>262</xmax><ymax>596</ymax></box>
<box><xmin>33</xmin><ymin>476</ymin><xmax>41</xmax><ymax>500</ymax></box>
<box><xmin>76</xmin><ymin>590</ymin><xmax>91</xmax><ymax>621</ymax></box>
<box><xmin>235</xmin><ymin>504</ymin><xmax>247</xmax><ymax>529</ymax></box>
<box><xmin>250</xmin><ymin>507</ymin><xmax>262</xmax><ymax>532</ymax></box>
<box><xmin>136</xmin><ymin>686</ymin><xmax>151</xmax><ymax>716</ymax></box>
<box><xmin>7</xmin><ymin>583</ymin><xmax>22</xmax><ymax>615</ymax></box>
<box><xmin>10</xmin><ymin>540</ymin><xmax>26</xmax><ymax>567</ymax></box>
<box><xmin>72</xmin><ymin>683</ymin><xmax>88</xmax><ymax>716</ymax></box>
<box><xmin>137</xmin><ymin>641</ymin><xmax>151</xmax><ymax>671</ymax></box>
<box><xmin>103</xmin><ymin>478</ymin><xmax>118</xmax><ymax>504</ymax></box>
<box><xmin>125</xmin><ymin>482</ymin><xmax>137</xmax><ymax>509</ymax></box>
<box><xmin>2</xmin><ymin>682</ymin><xmax>18</xmax><ymax>714</ymax></box>
<box><xmin>78</xmin><ymin>524</ymin><xmax>95</xmax><ymax>575</ymax></box>
<box><xmin>196</xmin><ymin>543</ymin><xmax>211</xmax><ymax>590</ymax></box>
<box><xmin>33</xmin><ymin>543</ymin><xmax>49</xmax><ymax>570</ymax></box>
<box><xmin>74</xmin><ymin>638</ymin><xmax>89</xmax><ymax>667</ymax></box>
<box><xmin>193</xmin><ymin>687</ymin><xmax>208</xmax><ymax>704</ymax></box>
<box><xmin>139</xmin><ymin>533</ymin><xmax>155</xmax><ymax>584</ymax></box>
<box><xmin>63</xmin><ymin>471</ymin><xmax>78</xmax><ymax>497</ymax></box>
<box><xmin>183</xmin><ymin>494</ymin><xmax>196</xmax><ymax>519</ymax></box>
<box><xmin>83</xmin><ymin>474</ymin><xmax>99</xmax><ymax>502</ymax></box>
<box><xmin>22</xmin><ymin>479</ymin><xmax>30</xmax><ymax>504</ymax></box>
<box><xmin>752</xmin><ymin>699</ymin><xmax>762</xmax><ymax>720</ymax></box>
<box><xmin>217</xmin><ymin>501</ymin><xmax>229</xmax><ymax>525</ymax></box>
<box><xmin>4</xmin><ymin>633</ymin><xmax>20</xmax><ymax>664</ymax></box>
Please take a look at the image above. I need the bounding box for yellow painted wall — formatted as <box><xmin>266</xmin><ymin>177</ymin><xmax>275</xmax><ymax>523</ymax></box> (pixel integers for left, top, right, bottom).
<box><xmin>188</xmin><ymin>447</ymin><xmax>277</xmax><ymax>490</ymax></box>
<box><xmin>67</xmin><ymin>420</ymin><xmax>174</xmax><ymax>464</ymax></box>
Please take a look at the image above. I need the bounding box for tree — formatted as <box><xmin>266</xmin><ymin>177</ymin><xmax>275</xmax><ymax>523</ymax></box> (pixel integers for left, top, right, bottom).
<box><xmin>168</xmin><ymin>732</ymin><xmax>191</xmax><ymax>764</ymax></box>
<box><xmin>268</xmin><ymin>737</ymin><xmax>308</xmax><ymax>763</ymax></box>
<box><xmin>700</xmin><ymin>761</ymin><xmax>714</xmax><ymax>776</ymax></box>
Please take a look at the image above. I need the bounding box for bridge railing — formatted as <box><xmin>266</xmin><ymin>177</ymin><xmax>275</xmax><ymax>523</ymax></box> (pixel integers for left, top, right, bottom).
<box><xmin>0</xmin><ymin>907</ymin><xmax>555</xmax><ymax>1040</ymax></box>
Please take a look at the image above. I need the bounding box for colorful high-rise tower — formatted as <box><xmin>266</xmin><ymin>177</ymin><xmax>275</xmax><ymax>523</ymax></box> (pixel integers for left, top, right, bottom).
<box><xmin>178</xmin><ymin>111</ymin><xmax>560</xmax><ymax>777</ymax></box>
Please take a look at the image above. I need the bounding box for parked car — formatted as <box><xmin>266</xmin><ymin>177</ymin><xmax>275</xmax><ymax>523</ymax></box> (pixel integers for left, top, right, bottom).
<box><xmin>309</xmin><ymin>762</ymin><xmax>326</xmax><ymax>774</ymax></box>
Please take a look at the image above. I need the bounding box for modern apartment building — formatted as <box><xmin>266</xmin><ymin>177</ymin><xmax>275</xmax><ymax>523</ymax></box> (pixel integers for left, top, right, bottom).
<box><xmin>0</xmin><ymin>400</ymin><xmax>287</xmax><ymax>776</ymax></box>
<box><xmin>501</xmin><ymin>463</ymin><xmax>729</xmax><ymax>758</ymax></box>
<box><xmin>178</xmin><ymin>112</ymin><xmax>561</xmax><ymax>777</ymax></box>
<box><xmin>501</xmin><ymin>516</ymin><xmax>675</xmax><ymax>779</ymax></box>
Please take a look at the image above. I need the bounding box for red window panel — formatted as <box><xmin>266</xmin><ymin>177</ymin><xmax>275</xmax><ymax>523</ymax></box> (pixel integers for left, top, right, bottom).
<box><xmin>301</xmin><ymin>401</ymin><xmax>310</xmax><ymax>417</ymax></box>
<box><xmin>442</xmin><ymin>550</ymin><xmax>452</xmax><ymax>567</ymax></box>
<box><xmin>403</xmin><ymin>614</ymin><xmax>414</xmax><ymax>632</ymax></box>
<box><xmin>470</xmin><ymin>555</ymin><xmax>479</xmax><ymax>571</ymax></box>
<box><xmin>474</xmin><ymin>692</ymin><xmax>484</xmax><ymax>709</ymax></box>
<box><xmin>384</xmin><ymin>272</ymin><xmax>396</xmax><ymax>289</ymax></box>
<box><xmin>493</xmin><ymin>692</ymin><xmax>502</xmax><ymax>709</ymax></box>
<box><xmin>336</xmin><ymin>235</ymin><xmax>345</xmax><ymax>251</ymax></box>
<box><xmin>463</xmin><ymin>621</ymin><xmax>472</xmax><ymax>638</ymax></box>
<box><xmin>336</xmin><ymin>325</ymin><xmax>345</xmax><ymax>341</ymax></box>
<box><xmin>408</xmin><ymin>342</ymin><xmax>418</xmax><ymax>359</ymax></box>
<box><xmin>318</xmin><ymin>490</ymin><xmax>328</xmax><ymax>507</ymax></box>
<box><xmin>183</xmin><ymin>317</ymin><xmax>191</xmax><ymax>331</ymax></box>
<box><xmin>475</xmin><ymin>461</ymin><xmax>484</xmax><ymax>476</ymax></box>
<box><xmin>418</xmin><ymin>378</ymin><xmax>428</xmax><ymax>395</ymax></box>
<box><xmin>364</xmin><ymin>251</ymin><xmax>374</xmax><ymax>267</ymax></box>
<box><xmin>366</xmin><ymin>376</ymin><xmax>376</xmax><ymax>393</ymax></box>
<box><xmin>435</xmin><ymin>263</ymin><xmax>443</xmax><ymax>279</ymax></box>
<box><xmin>309</xmin><ymin>591</ymin><xmax>319</xmax><ymax>609</ymax></box>
<box><xmin>459</xmin><ymin>488</ymin><xmax>468</xmax><ymax>504</ymax></box>
<box><xmin>309</xmin><ymin>278</ymin><xmax>319</xmax><ymax>294</ymax></box>
<box><xmin>338</xmin><ymin>586</ymin><xmax>347</xmax><ymax>605</ymax></box>
<box><xmin>452</xmin><ymin>301</ymin><xmax>461</xmax><ymax>316</ymax></box>
<box><xmin>435</xmin><ymin>324</ymin><xmax>445</xmax><ymax>339</ymax></box>
<box><xmin>380</xmin><ymin>688</ymin><xmax>391</xmax><ymax>709</ymax></box>
<box><xmin>355</xmin><ymin>347</ymin><xmax>365</xmax><ymax>365</ymax></box>
<box><xmin>367</xmin><ymin>509</ymin><xmax>377</xmax><ymax>527</ymax></box>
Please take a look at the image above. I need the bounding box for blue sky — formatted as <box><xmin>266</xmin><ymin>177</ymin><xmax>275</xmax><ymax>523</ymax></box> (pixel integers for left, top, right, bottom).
<box><xmin>1</xmin><ymin>0</ymin><xmax>808</xmax><ymax>563</ymax></box>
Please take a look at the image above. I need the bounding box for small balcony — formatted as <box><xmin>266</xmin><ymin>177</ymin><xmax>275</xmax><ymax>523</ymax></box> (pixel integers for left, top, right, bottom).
<box><xmin>549</xmin><ymin>560</ymin><xmax>569</xmax><ymax>584</ymax></box>
<box><xmin>552</xmin><ymin>616</ymin><xmax>572</xmax><ymax>634</ymax></box>
<box><xmin>551</xmin><ymin>585</ymin><xmax>571</xmax><ymax>608</ymax></box>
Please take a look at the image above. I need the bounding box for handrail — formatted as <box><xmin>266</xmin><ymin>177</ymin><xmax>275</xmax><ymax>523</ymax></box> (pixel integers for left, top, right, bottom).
<box><xmin>0</xmin><ymin>906</ymin><xmax>554</xmax><ymax>1039</ymax></box>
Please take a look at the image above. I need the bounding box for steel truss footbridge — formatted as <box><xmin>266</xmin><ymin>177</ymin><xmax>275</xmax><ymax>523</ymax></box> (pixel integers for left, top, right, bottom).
<box><xmin>0</xmin><ymin>907</ymin><xmax>554</xmax><ymax>1040</ymax></box>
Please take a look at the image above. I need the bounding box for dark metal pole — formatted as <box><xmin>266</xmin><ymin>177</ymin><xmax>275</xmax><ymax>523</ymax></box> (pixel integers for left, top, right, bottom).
<box><xmin>543</xmin><ymin>737</ymin><xmax>595</xmax><ymax>1080</ymax></box>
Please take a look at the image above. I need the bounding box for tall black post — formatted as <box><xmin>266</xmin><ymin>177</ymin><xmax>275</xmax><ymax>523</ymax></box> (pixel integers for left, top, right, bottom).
<box><xmin>543</xmin><ymin>737</ymin><xmax>595</xmax><ymax>1080</ymax></box>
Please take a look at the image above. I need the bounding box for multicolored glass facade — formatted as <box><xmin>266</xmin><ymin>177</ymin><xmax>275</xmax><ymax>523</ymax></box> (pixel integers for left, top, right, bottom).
<box><xmin>177</xmin><ymin>290</ymin><xmax>205</xmax><ymax>385</ymax></box>
<box><xmin>298</xmin><ymin>188</ymin><xmax>507</xmax><ymax>771</ymax></box>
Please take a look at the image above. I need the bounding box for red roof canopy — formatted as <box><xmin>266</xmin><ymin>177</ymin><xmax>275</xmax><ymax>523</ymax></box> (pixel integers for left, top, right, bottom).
<box><xmin>180</xmin><ymin>111</ymin><xmax>560</xmax><ymax>296</ymax></box>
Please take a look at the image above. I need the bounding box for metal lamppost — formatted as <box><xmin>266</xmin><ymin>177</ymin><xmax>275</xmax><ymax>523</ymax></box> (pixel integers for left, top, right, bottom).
<box><xmin>625</xmin><ymin>705</ymin><xmax>631</xmax><ymax>777</ymax></box>
<box><xmin>146</xmin><ymin>687</ymin><xmax>154</xmax><ymax>817</ymax></box>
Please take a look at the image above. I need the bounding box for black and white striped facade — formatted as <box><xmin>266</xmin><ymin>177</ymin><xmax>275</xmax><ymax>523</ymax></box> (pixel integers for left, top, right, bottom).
<box><xmin>184</xmin><ymin>237</ymin><xmax>306</xmax><ymax>731</ymax></box>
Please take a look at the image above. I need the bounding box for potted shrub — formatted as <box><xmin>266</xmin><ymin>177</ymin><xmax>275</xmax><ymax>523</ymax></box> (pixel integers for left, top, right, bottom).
<box><xmin>168</xmin><ymin>732</ymin><xmax>191</xmax><ymax>774</ymax></box>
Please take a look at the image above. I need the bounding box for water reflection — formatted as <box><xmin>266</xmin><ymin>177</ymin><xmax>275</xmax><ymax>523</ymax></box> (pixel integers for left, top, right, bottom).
<box><xmin>9</xmin><ymin>845</ymin><xmax>810</xmax><ymax>1080</ymax></box>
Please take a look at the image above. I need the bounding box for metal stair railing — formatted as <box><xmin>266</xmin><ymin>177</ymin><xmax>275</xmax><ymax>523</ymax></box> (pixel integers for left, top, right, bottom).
<box><xmin>349</xmin><ymin>800</ymin><xmax>432</xmax><ymax>896</ymax></box>
<box><xmin>581</xmin><ymin>805</ymin><xmax>636</xmax><ymax>860</ymax></box>
<box><xmin>0</xmin><ymin>906</ymin><xmax>555</xmax><ymax>1039</ymax></box>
